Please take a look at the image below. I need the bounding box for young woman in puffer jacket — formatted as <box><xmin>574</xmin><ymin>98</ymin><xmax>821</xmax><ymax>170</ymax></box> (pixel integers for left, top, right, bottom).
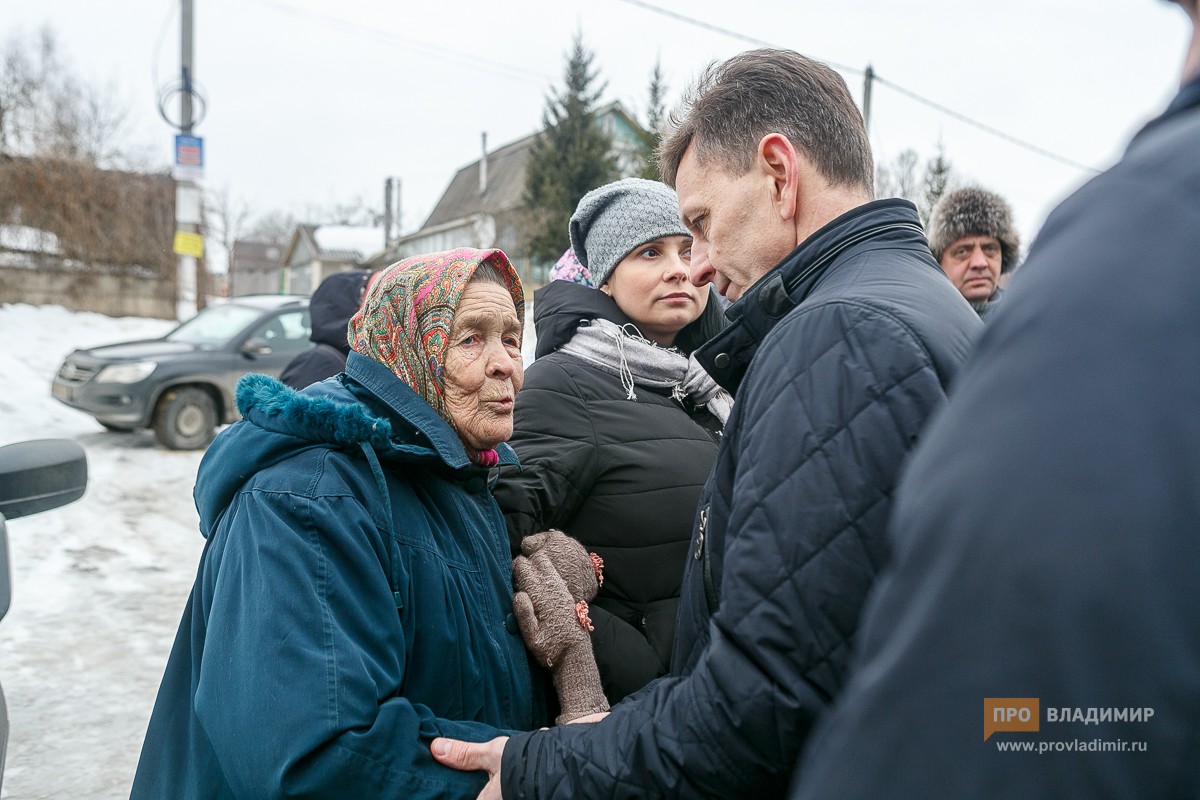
<box><xmin>494</xmin><ymin>178</ymin><xmax>730</xmax><ymax>706</ymax></box>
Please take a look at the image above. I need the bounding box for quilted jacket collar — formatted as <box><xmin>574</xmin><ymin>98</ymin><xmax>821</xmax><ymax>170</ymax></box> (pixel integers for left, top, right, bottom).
<box><xmin>695</xmin><ymin>199</ymin><xmax>929</xmax><ymax>394</ymax></box>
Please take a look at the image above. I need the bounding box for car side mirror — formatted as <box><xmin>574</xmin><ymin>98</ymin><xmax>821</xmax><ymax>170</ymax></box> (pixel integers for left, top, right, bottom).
<box><xmin>240</xmin><ymin>338</ymin><xmax>273</xmax><ymax>358</ymax></box>
<box><xmin>0</xmin><ymin>439</ymin><xmax>88</xmax><ymax>521</ymax></box>
<box><xmin>0</xmin><ymin>439</ymin><xmax>88</xmax><ymax>622</ymax></box>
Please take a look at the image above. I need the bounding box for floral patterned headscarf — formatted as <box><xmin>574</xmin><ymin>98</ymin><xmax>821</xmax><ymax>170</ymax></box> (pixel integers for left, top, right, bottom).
<box><xmin>348</xmin><ymin>248</ymin><xmax>525</xmax><ymax>455</ymax></box>
<box><xmin>549</xmin><ymin>246</ymin><xmax>593</xmax><ymax>287</ymax></box>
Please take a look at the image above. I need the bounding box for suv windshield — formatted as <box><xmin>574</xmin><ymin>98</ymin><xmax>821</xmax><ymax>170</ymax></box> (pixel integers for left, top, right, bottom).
<box><xmin>166</xmin><ymin>305</ymin><xmax>265</xmax><ymax>345</ymax></box>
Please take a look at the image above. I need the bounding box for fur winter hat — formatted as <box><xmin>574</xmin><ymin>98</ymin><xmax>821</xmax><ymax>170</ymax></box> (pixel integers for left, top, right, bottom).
<box><xmin>569</xmin><ymin>178</ymin><xmax>690</xmax><ymax>288</ymax></box>
<box><xmin>926</xmin><ymin>187</ymin><xmax>1021</xmax><ymax>274</ymax></box>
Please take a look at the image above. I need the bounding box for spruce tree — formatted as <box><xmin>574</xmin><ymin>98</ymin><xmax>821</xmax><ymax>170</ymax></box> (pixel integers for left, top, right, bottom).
<box><xmin>919</xmin><ymin>141</ymin><xmax>954</xmax><ymax>224</ymax></box>
<box><xmin>523</xmin><ymin>32</ymin><xmax>617</xmax><ymax>264</ymax></box>
<box><xmin>874</xmin><ymin>143</ymin><xmax>955</xmax><ymax>225</ymax></box>
<box><xmin>639</xmin><ymin>58</ymin><xmax>667</xmax><ymax>180</ymax></box>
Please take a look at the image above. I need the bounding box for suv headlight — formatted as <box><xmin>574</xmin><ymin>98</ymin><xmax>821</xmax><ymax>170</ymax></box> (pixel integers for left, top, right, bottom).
<box><xmin>94</xmin><ymin>361</ymin><xmax>157</xmax><ymax>384</ymax></box>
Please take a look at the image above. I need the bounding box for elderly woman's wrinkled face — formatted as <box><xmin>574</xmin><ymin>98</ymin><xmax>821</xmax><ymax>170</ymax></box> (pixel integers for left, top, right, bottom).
<box><xmin>444</xmin><ymin>281</ymin><xmax>524</xmax><ymax>451</ymax></box>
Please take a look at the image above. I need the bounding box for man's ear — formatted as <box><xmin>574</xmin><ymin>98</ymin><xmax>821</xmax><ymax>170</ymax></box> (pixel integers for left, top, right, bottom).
<box><xmin>758</xmin><ymin>133</ymin><xmax>801</xmax><ymax>222</ymax></box>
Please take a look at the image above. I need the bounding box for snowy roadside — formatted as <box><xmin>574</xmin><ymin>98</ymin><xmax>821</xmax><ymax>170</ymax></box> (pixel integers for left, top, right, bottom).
<box><xmin>0</xmin><ymin>303</ymin><xmax>202</xmax><ymax>799</ymax></box>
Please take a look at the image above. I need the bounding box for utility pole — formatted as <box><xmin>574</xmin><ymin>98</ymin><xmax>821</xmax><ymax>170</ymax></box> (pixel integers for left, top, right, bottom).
<box><xmin>393</xmin><ymin>178</ymin><xmax>401</xmax><ymax>243</ymax></box>
<box><xmin>384</xmin><ymin>177</ymin><xmax>393</xmax><ymax>248</ymax></box>
<box><xmin>175</xmin><ymin>0</ymin><xmax>200</xmax><ymax>320</ymax></box>
<box><xmin>182</xmin><ymin>0</ymin><xmax>194</xmax><ymax>136</ymax></box>
<box><xmin>383</xmin><ymin>177</ymin><xmax>402</xmax><ymax>251</ymax></box>
<box><xmin>863</xmin><ymin>64</ymin><xmax>875</xmax><ymax>134</ymax></box>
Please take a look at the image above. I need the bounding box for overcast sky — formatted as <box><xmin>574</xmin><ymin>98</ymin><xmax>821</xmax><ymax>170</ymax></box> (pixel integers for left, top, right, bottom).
<box><xmin>4</xmin><ymin>0</ymin><xmax>1192</xmax><ymax>261</ymax></box>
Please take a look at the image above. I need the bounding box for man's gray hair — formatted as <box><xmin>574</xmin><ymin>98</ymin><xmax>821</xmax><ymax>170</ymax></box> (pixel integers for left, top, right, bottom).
<box><xmin>657</xmin><ymin>48</ymin><xmax>873</xmax><ymax>193</ymax></box>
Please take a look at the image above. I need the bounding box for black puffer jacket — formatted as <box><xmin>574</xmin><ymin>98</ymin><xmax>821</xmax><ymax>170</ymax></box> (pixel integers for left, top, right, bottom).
<box><xmin>280</xmin><ymin>269</ymin><xmax>371</xmax><ymax>389</ymax></box>
<box><xmin>500</xmin><ymin>199</ymin><xmax>981</xmax><ymax>799</ymax></box>
<box><xmin>494</xmin><ymin>280</ymin><xmax>726</xmax><ymax>704</ymax></box>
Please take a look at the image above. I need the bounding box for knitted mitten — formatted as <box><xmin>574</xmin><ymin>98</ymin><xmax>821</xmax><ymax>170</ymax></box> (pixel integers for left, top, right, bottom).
<box><xmin>519</xmin><ymin>530</ymin><xmax>604</xmax><ymax>602</ymax></box>
<box><xmin>513</xmin><ymin>549</ymin><xmax>610</xmax><ymax>724</ymax></box>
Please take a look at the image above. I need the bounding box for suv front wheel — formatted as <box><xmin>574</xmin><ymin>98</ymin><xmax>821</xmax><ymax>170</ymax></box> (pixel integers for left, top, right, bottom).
<box><xmin>153</xmin><ymin>387</ymin><xmax>218</xmax><ymax>450</ymax></box>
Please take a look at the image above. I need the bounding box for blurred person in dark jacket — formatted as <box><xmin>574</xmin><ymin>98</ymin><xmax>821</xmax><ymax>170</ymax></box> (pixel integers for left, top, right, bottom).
<box><xmin>279</xmin><ymin>268</ymin><xmax>372</xmax><ymax>389</ymax></box>
<box><xmin>132</xmin><ymin>249</ymin><xmax>536</xmax><ymax>799</ymax></box>
<box><xmin>432</xmin><ymin>47</ymin><xmax>979</xmax><ymax>799</ymax></box>
<box><xmin>494</xmin><ymin>178</ymin><xmax>730</xmax><ymax>711</ymax></box>
<box><xmin>791</xmin><ymin>1</ymin><xmax>1200</xmax><ymax>797</ymax></box>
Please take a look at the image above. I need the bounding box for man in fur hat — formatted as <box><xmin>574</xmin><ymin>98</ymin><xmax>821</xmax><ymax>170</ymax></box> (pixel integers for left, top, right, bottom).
<box><xmin>926</xmin><ymin>186</ymin><xmax>1020</xmax><ymax>319</ymax></box>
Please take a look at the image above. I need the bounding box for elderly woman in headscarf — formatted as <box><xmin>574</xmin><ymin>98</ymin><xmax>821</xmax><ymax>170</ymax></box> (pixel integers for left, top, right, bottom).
<box><xmin>131</xmin><ymin>249</ymin><xmax>537</xmax><ymax>799</ymax></box>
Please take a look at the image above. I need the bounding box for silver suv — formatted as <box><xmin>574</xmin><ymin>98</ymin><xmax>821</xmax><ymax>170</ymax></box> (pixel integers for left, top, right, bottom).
<box><xmin>51</xmin><ymin>295</ymin><xmax>311</xmax><ymax>450</ymax></box>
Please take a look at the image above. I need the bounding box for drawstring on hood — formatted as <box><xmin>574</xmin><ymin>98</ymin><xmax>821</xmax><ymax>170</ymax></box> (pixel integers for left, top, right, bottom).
<box><xmin>358</xmin><ymin>441</ymin><xmax>404</xmax><ymax>609</ymax></box>
<box><xmin>613</xmin><ymin>323</ymin><xmax>641</xmax><ymax>400</ymax></box>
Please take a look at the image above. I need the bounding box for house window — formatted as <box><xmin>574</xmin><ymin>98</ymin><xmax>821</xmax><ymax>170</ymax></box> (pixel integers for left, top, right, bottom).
<box><xmin>291</xmin><ymin>265</ymin><xmax>312</xmax><ymax>295</ymax></box>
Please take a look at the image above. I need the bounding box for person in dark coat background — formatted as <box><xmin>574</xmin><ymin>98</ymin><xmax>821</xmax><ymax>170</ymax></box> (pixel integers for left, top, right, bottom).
<box><xmin>494</xmin><ymin>177</ymin><xmax>730</xmax><ymax>709</ymax></box>
<box><xmin>131</xmin><ymin>249</ymin><xmax>535</xmax><ymax>799</ymax></box>
<box><xmin>791</xmin><ymin>2</ymin><xmax>1200</xmax><ymax>797</ymax></box>
<box><xmin>432</xmin><ymin>48</ymin><xmax>979</xmax><ymax>799</ymax></box>
<box><xmin>279</xmin><ymin>267</ymin><xmax>372</xmax><ymax>389</ymax></box>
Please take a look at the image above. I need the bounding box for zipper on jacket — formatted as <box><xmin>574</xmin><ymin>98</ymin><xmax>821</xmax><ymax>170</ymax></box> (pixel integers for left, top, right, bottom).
<box><xmin>694</xmin><ymin>504</ymin><xmax>719</xmax><ymax>616</ymax></box>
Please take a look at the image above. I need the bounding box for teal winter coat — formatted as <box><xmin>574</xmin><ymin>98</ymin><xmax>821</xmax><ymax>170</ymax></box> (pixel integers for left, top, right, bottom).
<box><xmin>131</xmin><ymin>352</ymin><xmax>536</xmax><ymax>799</ymax></box>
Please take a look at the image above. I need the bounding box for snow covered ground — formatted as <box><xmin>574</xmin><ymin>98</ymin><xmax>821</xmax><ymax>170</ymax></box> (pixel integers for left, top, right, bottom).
<box><xmin>0</xmin><ymin>301</ymin><xmax>538</xmax><ymax>798</ymax></box>
<box><xmin>1</xmin><ymin>304</ymin><xmax>194</xmax><ymax>798</ymax></box>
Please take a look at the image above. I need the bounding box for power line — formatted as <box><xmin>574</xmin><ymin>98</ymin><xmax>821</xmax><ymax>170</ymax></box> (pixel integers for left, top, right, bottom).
<box><xmin>613</xmin><ymin>0</ymin><xmax>861</xmax><ymax>76</ymax></box>
<box><xmin>872</xmin><ymin>76</ymin><xmax>1100</xmax><ymax>174</ymax></box>
<box><xmin>150</xmin><ymin>0</ymin><xmax>179</xmax><ymax>93</ymax></box>
<box><xmin>245</xmin><ymin>0</ymin><xmax>554</xmax><ymax>87</ymax></box>
<box><xmin>153</xmin><ymin>0</ymin><xmax>207</xmax><ymax>131</ymax></box>
<box><xmin>612</xmin><ymin>0</ymin><xmax>1102</xmax><ymax>175</ymax></box>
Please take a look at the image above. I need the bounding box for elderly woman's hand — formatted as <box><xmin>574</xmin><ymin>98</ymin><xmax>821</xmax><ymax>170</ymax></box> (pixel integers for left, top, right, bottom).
<box><xmin>513</xmin><ymin>551</ymin><xmax>610</xmax><ymax>724</ymax></box>
<box><xmin>513</xmin><ymin>551</ymin><xmax>587</xmax><ymax>669</ymax></box>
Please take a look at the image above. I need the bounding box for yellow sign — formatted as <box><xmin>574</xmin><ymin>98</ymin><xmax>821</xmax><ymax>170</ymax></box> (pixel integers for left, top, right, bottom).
<box><xmin>173</xmin><ymin>231</ymin><xmax>205</xmax><ymax>258</ymax></box>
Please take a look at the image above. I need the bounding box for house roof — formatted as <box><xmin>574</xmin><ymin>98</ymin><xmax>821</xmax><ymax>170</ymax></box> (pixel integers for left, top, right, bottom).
<box><xmin>313</xmin><ymin>224</ymin><xmax>385</xmax><ymax>261</ymax></box>
<box><xmin>230</xmin><ymin>240</ymin><xmax>284</xmax><ymax>269</ymax></box>
<box><xmin>283</xmin><ymin>223</ymin><xmax>385</xmax><ymax>267</ymax></box>
<box><xmin>420</xmin><ymin>100</ymin><xmax>648</xmax><ymax>232</ymax></box>
<box><xmin>422</xmin><ymin>135</ymin><xmax>536</xmax><ymax>229</ymax></box>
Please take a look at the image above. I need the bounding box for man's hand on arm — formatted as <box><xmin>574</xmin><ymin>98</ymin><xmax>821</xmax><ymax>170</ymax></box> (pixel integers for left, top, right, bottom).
<box><xmin>431</xmin><ymin>736</ymin><xmax>508</xmax><ymax>800</ymax></box>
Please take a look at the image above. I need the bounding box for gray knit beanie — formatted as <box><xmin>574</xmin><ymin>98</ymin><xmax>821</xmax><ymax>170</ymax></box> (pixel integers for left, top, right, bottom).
<box><xmin>569</xmin><ymin>178</ymin><xmax>690</xmax><ymax>287</ymax></box>
<box><xmin>926</xmin><ymin>187</ymin><xmax>1021</xmax><ymax>274</ymax></box>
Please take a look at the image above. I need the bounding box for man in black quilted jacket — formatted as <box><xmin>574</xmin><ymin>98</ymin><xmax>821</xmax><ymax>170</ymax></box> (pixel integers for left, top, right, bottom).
<box><xmin>432</xmin><ymin>48</ymin><xmax>981</xmax><ymax>799</ymax></box>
